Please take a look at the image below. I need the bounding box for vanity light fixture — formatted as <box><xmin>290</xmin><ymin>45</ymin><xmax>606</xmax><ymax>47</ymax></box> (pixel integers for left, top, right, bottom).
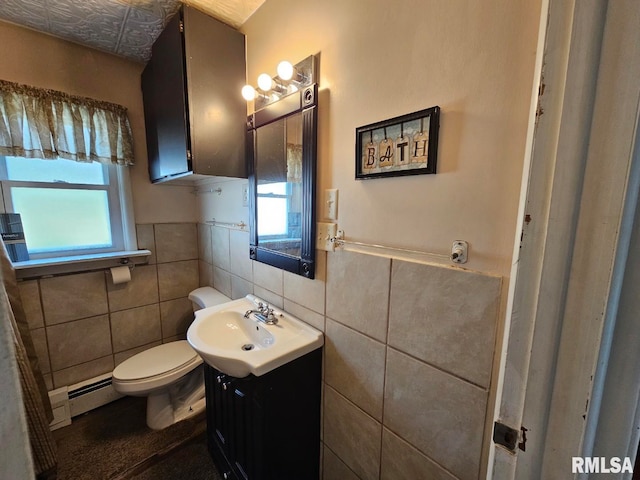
<box><xmin>242</xmin><ymin>85</ymin><xmax>257</xmax><ymax>100</ymax></box>
<box><xmin>241</xmin><ymin>55</ymin><xmax>317</xmax><ymax>110</ymax></box>
<box><xmin>241</xmin><ymin>85</ymin><xmax>269</xmax><ymax>101</ymax></box>
<box><xmin>276</xmin><ymin>61</ymin><xmax>294</xmax><ymax>80</ymax></box>
<box><xmin>257</xmin><ymin>73</ymin><xmax>274</xmax><ymax>91</ymax></box>
<box><xmin>277</xmin><ymin>60</ymin><xmax>306</xmax><ymax>83</ymax></box>
<box><xmin>257</xmin><ymin>73</ymin><xmax>287</xmax><ymax>94</ymax></box>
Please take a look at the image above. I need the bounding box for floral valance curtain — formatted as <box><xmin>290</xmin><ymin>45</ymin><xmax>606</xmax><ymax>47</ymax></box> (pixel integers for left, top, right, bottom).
<box><xmin>287</xmin><ymin>143</ymin><xmax>302</xmax><ymax>183</ymax></box>
<box><xmin>0</xmin><ymin>79</ymin><xmax>134</xmax><ymax>166</ymax></box>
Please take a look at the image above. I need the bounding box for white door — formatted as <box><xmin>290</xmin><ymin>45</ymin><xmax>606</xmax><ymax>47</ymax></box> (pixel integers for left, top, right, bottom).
<box><xmin>488</xmin><ymin>0</ymin><xmax>640</xmax><ymax>478</ymax></box>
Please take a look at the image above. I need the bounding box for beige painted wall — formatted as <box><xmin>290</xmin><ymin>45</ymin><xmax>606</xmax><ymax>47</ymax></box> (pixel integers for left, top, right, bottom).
<box><xmin>239</xmin><ymin>0</ymin><xmax>541</xmax><ymax>276</ymax></box>
<box><xmin>0</xmin><ymin>21</ymin><xmax>196</xmax><ymax>224</ymax></box>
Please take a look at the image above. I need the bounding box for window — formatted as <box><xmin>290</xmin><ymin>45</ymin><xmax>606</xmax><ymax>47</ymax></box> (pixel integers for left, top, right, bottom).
<box><xmin>0</xmin><ymin>80</ymin><xmax>137</xmax><ymax>265</ymax></box>
<box><xmin>0</xmin><ymin>156</ymin><xmax>128</xmax><ymax>259</ymax></box>
<box><xmin>257</xmin><ymin>181</ymin><xmax>290</xmax><ymax>238</ymax></box>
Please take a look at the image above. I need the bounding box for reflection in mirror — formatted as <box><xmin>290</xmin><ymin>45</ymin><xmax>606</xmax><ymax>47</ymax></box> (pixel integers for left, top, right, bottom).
<box><xmin>256</xmin><ymin>114</ymin><xmax>303</xmax><ymax>258</ymax></box>
<box><xmin>248</xmin><ymin>83</ymin><xmax>317</xmax><ymax>279</ymax></box>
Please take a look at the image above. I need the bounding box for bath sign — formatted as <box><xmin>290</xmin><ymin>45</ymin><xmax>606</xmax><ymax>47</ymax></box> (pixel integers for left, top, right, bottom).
<box><xmin>355</xmin><ymin>106</ymin><xmax>440</xmax><ymax>179</ymax></box>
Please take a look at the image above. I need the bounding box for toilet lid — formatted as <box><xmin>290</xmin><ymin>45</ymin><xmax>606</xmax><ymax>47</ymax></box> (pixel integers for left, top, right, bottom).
<box><xmin>113</xmin><ymin>341</ymin><xmax>199</xmax><ymax>381</ymax></box>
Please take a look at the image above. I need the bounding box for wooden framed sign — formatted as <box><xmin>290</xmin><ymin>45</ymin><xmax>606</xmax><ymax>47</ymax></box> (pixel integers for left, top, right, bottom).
<box><xmin>355</xmin><ymin>106</ymin><xmax>440</xmax><ymax>180</ymax></box>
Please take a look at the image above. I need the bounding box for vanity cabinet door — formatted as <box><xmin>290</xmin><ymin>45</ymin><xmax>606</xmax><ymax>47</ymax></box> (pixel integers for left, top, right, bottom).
<box><xmin>204</xmin><ymin>349</ymin><xmax>322</xmax><ymax>480</ymax></box>
<box><xmin>205</xmin><ymin>371</ymin><xmax>233</xmax><ymax>477</ymax></box>
<box><xmin>205</xmin><ymin>369</ymin><xmax>264</xmax><ymax>480</ymax></box>
<box><xmin>230</xmin><ymin>381</ymin><xmax>264</xmax><ymax>480</ymax></box>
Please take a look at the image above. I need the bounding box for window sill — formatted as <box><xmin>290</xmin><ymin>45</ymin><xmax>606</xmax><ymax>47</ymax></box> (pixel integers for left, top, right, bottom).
<box><xmin>13</xmin><ymin>250</ymin><xmax>152</xmax><ymax>280</ymax></box>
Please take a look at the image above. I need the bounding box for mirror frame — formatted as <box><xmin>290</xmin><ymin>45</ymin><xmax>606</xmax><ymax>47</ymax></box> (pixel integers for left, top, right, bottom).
<box><xmin>247</xmin><ymin>84</ymin><xmax>318</xmax><ymax>279</ymax></box>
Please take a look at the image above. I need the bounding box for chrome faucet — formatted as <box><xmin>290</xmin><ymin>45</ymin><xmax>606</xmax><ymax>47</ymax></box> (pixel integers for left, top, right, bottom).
<box><xmin>244</xmin><ymin>302</ymin><xmax>279</xmax><ymax>325</ymax></box>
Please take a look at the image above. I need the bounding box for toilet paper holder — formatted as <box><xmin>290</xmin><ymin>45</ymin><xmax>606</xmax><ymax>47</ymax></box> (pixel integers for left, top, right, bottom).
<box><xmin>109</xmin><ymin>263</ymin><xmax>133</xmax><ymax>284</ymax></box>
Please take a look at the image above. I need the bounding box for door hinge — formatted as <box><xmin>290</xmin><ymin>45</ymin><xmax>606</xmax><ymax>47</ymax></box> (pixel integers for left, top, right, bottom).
<box><xmin>187</xmin><ymin>149</ymin><xmax>192</xmax><ymax>162</ymax></box>
<box><xmin>179</xmin><ymin>20</ymin><xmax>184</xmax><ymax>33</ymax></box>
<box><xmin>493</xmin><ymin>421</ymin><xmax>527</xmax><ymax>452</ymax></box>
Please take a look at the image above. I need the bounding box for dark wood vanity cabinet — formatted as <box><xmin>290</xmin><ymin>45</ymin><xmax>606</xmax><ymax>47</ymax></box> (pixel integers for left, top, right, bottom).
<box><xmin>204</xmin><ymin>349</ymin><xmax>322</xmax><ymax>480</ymax></box>
<box><xmin>142</xmin><ymin>5</ymin><xmax>246</xmax><ymax>183</ymax></box>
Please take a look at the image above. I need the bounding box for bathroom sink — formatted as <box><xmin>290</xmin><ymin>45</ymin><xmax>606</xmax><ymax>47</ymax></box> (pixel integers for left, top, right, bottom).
<box><xmin>187</xmin><ymin>295</ymin><xmax>324</xmax><ymax>378</ymax></box>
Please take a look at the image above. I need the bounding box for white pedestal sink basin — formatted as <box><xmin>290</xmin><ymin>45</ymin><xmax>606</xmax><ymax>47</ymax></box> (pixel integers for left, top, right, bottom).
<box><xmin>187</xmin><ymin>295</ymin><xmax>324</xmax><ymax>377</ymax></box>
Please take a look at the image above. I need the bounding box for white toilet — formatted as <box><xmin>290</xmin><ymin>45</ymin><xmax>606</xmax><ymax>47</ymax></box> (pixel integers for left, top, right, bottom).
<box><xmin>112</xmin><ymin>287</ymin><xmax>231</xmax><ymax>430</ymax></box>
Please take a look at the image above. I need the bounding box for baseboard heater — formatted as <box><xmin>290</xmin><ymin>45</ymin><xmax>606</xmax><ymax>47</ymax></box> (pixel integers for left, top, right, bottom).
<box><xmin>49</xmin><ymin>373</ymin><xmax>123</xmax><ymax>431</ymax></box>
<box><xmin>69</xmin><ymin>373</ymin><xmax>123</xmax><ymax>417</ymax></box>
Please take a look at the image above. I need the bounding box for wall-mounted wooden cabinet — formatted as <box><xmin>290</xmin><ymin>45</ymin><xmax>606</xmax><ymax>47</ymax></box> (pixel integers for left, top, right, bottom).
<box><xmin>142</xmin><ymin>6</ymin><xmax>246</xmax><ymax>184</ymax></box>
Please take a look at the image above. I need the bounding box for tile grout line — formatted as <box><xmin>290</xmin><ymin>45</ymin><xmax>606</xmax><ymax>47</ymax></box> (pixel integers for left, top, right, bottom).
<box><xmin>322</xmin><ymin>249</ymin><xmax>328</xmax><ymax>477</ymax></box>
<box><xmin>152</xmin><ymin>225</ymin><xmax>163</xmax><ymax>342</ymax></box>
<box><xmin>378</xmin><ymin>257</ymin><xmax>395</xmax><ymax>478</ymax></box>
<box><xmin>323</xmin><ymin>443</ymin><xmax>361</xmax><ymax>480</ymax></box>
<box><xmin>104</xmin><ymin>268</ymin><xmax>116</xmax><ymax>371</ymax></box>
<box><xmin>37</xmin><ymin>278</ymin><xmax>54</xmax><ymax>386</ymax></box>
<box><xmin>381</xmin><ymin>423</ymin><xmax>461</xmax><ymax>480</ymax></box>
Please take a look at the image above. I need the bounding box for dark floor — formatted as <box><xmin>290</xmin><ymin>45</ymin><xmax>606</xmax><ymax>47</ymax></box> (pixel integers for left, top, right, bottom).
<box><xmin>52</xmin><ymin>396</ymin><xmax>222</xmax><ymax>480</ymax></box>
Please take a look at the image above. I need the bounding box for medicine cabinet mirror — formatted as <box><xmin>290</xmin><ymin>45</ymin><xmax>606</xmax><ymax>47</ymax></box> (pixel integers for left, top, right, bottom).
<box><xmin>247</xmin><ymin>83</ymin><xmax>318</xmax><ymax>279</ymax></box>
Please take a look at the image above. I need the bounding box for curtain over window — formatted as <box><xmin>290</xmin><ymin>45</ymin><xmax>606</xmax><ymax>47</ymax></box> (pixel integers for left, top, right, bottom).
<box><xmin>0</xmin><ymin>79</ymin><xmax>134</xmax><ymax>166</ymax></box>
<box><xmin>286</xmin><ymin>143</ymin><xmax>302</xmax><ymax>183</ymax></box>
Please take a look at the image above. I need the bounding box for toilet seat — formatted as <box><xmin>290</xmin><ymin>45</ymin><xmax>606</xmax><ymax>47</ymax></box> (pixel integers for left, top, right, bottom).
<box><xmin>113</xmin><ymin>341</ymin><xmax>203</xmax><ymax>395</ymax></box>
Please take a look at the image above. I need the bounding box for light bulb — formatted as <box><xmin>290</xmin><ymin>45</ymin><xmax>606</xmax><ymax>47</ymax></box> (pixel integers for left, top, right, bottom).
<box><xmin>257</xmin><ymin>73</ymin><xmax>273</xmax><ymax>91</ymax></box>
<box><xmin>241</xmin><ymin>85</ymin><xmax>256</xmax><ymax>101</ymax></box>
<box><xmin>277</xmin><ymin>61</ymin><xmax>294</xmax><ymax>81</ymax></box>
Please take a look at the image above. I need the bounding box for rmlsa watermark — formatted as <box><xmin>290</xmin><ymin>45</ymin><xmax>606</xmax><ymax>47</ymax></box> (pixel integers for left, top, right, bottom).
<box><xmin>572</xmin><ymin>457</ymin><xmax>634</xmax><ymax>474</ymax></box>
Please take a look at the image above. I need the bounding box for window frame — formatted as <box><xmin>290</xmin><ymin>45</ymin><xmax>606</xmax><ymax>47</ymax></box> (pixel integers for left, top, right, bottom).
<box><xmin>257</xmin><ymin>181</ymin><xmax>293</xmax><ymax>240</ymax></box>
<box><xmin>0</xmin><ymin>156</ymin><xmax>129</xmax><ymax>260</ymax></box>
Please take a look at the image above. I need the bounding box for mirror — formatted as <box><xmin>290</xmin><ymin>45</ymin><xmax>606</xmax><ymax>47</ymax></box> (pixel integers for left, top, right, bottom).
<box><xmin>247</xmin><ymin>84</ymin><xmax>318</xmax><ymax>278</ymax></box>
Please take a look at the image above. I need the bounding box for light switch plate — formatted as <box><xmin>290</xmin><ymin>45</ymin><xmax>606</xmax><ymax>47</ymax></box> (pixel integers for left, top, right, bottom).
<box><xmin>242</xmin><ymin>184</ymin><xmax>249</xmax><ymax>207</ymax></box>
<box><xmin>324</xmin><ymin>189</ymin><xmax>338</xmax><ymax>220</ymax></box>
<box><xmin>317</xmin><ymin>222</ymin><xmax>337</xmax><ymax>251</ymax></box>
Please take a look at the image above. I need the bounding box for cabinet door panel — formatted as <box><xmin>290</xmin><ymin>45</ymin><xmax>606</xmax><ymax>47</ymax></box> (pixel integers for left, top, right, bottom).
<box><xmin>221</xmin><ymin>377</ymin><xmax>235</xmax><ymax>453</ymax></box>
<box><xmin>204</xmin><ymin>351</ymin><xmax>322</xmax><ymax>480</ymax></box>
<box><xmin>205</xmin><ymin>368</ymin><xmax>236</xmax><ymax>478</ymax></box>
<box><xmin>142</xmin><ymin>13</ymin><xmax>190</xmax><ymax>182</ymax></box>
<box><xmin>183</xmin><ymin>6</ymin><xmax>246</xmax><ymax>178</ymax></box>
<box><xmin>232</xmin><ymin>387</ymin><xmax>250</xmax><ymax>480</ymax></box>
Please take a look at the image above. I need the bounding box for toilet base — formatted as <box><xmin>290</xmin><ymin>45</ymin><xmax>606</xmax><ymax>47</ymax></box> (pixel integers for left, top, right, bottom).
<box><xmin>146</xmin><ymin>365</ymin><xmax>206</xmax><ymax>430</ymax></box>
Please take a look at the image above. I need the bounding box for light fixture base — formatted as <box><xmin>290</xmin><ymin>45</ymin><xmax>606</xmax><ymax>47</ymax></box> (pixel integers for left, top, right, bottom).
<box><xmin>254</xmin><ymin>55</ymin><xmax>317</xmax><ymax>111</ymax></box>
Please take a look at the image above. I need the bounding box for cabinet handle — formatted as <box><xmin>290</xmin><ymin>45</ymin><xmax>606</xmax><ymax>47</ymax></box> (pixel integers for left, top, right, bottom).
<box><xmin>223</xmin><ymin>472</ymin><xmax>230</xmax><ymax>479</ymax></box>
<box><xmin>217</xmin><ymin>375</ymin><xmax>223</xmax><ymax>384</ymax></box>
<box><xmin>222</xmin><ymin>382</ymin><xmax>229</xmax><ymax>391</ymax></box>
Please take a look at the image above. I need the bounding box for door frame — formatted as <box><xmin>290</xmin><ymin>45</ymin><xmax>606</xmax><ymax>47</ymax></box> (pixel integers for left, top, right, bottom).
<box><xmin>489</xmin><ymin>0</ymin><xmax>640</xmax><ymax>477</ymax></box>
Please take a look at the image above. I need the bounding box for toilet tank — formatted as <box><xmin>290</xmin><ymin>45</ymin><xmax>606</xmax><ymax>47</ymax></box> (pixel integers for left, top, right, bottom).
<box><xmin>188</xmin><ymin>287</ymin><xmax>231</xmax><ymax>311</ymax></box>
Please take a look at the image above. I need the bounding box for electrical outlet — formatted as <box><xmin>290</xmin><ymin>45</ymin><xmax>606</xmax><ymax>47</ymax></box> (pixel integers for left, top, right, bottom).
<box><xmin>324</xmin><ymin>189</ymin><xmax>338</xmax><ymax>220</ymax></box>
<box><xmin>317</xmin><ymin>222</ymin><xmax>337</xmax><ymax>251</ymax></box>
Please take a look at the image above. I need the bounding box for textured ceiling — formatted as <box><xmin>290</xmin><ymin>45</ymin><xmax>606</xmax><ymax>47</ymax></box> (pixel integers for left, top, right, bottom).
<box><xmin>0</xmin><ymin>0</ymin><xmax>264</xmax><ymax>62</ymax></box>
